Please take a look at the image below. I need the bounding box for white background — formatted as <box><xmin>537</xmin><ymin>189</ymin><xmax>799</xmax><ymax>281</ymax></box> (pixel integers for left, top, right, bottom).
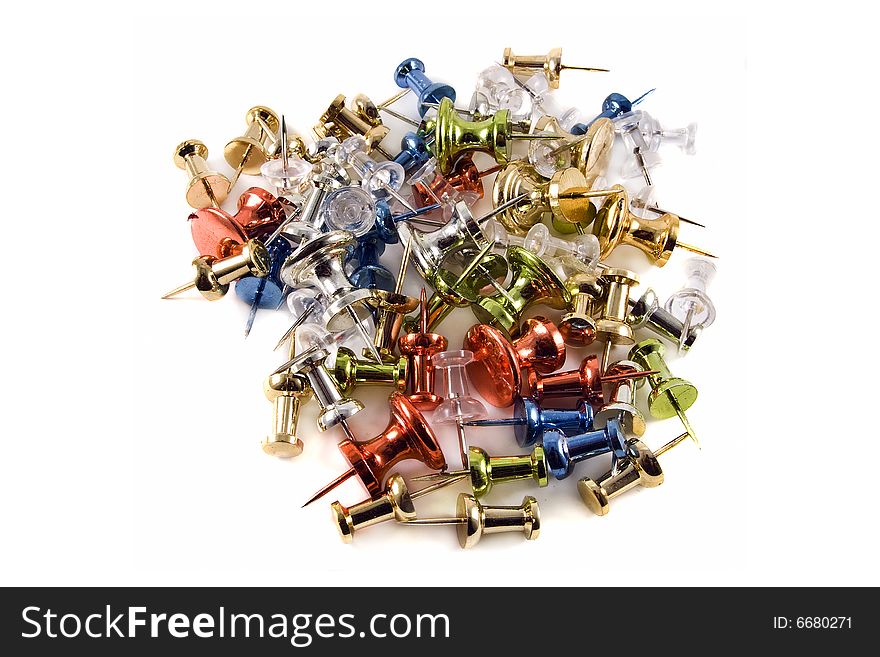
<box><xmin>0</xmin><ymin>1</ymin><xmax>876</xmax><ymax>587</ymax></box>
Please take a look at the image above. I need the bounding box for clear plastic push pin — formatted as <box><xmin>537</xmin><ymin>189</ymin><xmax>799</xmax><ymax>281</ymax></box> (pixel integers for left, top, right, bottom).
<box><xmin>518</xmin><ymin>73</ymin><xmax>585</xmax><ymax>130</ymax></box>
<box><xmin>474</xmin><ymin>65</ymin><xmax>532</xmax><ymax>121</ymax></box>
<box><xmin>431</xmin><ymin>350</ymin><xmax>488</xmax><ymax>470</ymax></box>
<box><xmin>321</xmin><ymin>186</ymin><xmax>376</xmax><ymax>236</ymax></box>
<box><xmin>613</xmin><ymin>111</ymin><xmax>662</xmax><ymax>185</ymax></box>
<box><xmin>333</xmin><ymin>136</ymin><xmax>412</xmax><ymax>211</ymax></box>
<box><xmin>259</xmin><ymin>115</ymin><xmax>313</xmax><ymax>197</ymax></box>
<box><xmin>638</xmin><ymin>111</ymin><xmax>697</xmax><ymax>155</ymax></box>
<box><xmin>664</xmin><ymin>258</ymin><xmax>717</xmax><ymax>352</ymax></box>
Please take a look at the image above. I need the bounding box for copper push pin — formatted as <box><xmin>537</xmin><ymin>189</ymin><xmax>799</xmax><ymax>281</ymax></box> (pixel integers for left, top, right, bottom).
<box><xmin>161</xmin><ymin>239</ymin><xmax>269</xmax><ymax>300</ymax></box>
<box><xmin>301</xmin><ymin>392</ymin><xmax>447</xmax><ymax>507</ymax></box>
<box><xmin>411</xmin><ymin>153</ymin><xmax>498</xmax><ymax>209</ymax></box>
<box><xmin>413</xmin><ymin>444</ymin><xmax>548</xmax><ymax>498</ymax></box>
<box><xmin>331</xmin><ymin>473</ymin><xmax>460</xmax><ymax>543</ymax></box>
<box><xmin>525</xmin><ymin>354</ymin><xmax>656</xmax><ymax>410</ymax></box>
<box><xmin>188</xmin><ymin>187</ymin><xmax>286</xmax><ymax>258</ymax></box>
<box><xmin>398</xmin><ymin>290</ymin><xmax>448</xmax><ymax>410</ymax></box>
<box><xmin>464</xmin><ymin>317</ymin><xmax>566</xmax><ymax>408</ymax></box>
<box><xmin>400</xmin><ymin>493</ymin><xmax>540</xmax><ymax>549</ymax></box>
<box><xmin>578</xmin><ymin>432</ymin><xmax>690</xmax><ymax>515</ymax></box>
<box><xmin>225</xmin><ymin>106</ymin><xmax>280</xmax><ymax>189</ymax></box>
<box><xmin>173</xmin><ymin>139</ymin><xmax>230</xmax><ymax>209</ymax></box>
<box><xmin>629</xmin><ymin>339</ymin><xmax>700</xmax><ymax>447</ymax></box>
<box><xmin>502</xmin><ymin>47</ymin><xmax>609</xmax><ymax>88</ymax></box>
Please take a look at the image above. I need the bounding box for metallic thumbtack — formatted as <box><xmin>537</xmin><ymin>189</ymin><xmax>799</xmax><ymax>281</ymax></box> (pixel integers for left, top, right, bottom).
<box><xmin>425</xmin><ymin>97</ymin><xmax>562</xmax><ymax>174</ymax></box>
<box><xmin>161</xmin><ymin>239</ymin><xmax>269</xmax><ymax>300</ymax></box>
<box><xmin>464</xmin><ymin>317</ymin><xmax>566</xmax><ymax>408</ymax></box>
<box><xmin>629</xmin><ymin>339</ymin><xmax>700</xmax><ymax>447</ymax></box>
<box><xmin>413</xmin><ymin>444</ymin><xmax>548</xmax><ymax>498</ymax></box>
<box><xmin>431</xmin><ymin>350</ymin><xmax>489</xmax><ymax>469</ymax></box>
<box><xmin>501</xmin><ymin>47</ymin><xmax>609</xmax><ymax>88</ymax></box>
<box><xmin>314</xmin><ymin>94</ymin><xmax>391</xmax><ymax>157</ymax></box>
<box><xmin>595</xmin><ymin>268</ymin><xmax>640</xmax><ymax>374</ymax></box>
<box><xmin>369</xmin><ymin>236</ymin><xmax>413</xmax><ymax>362</ymax></box>
<box><xmin>593</xmin><ymin>186</ymin><xmax>717</xmax><ymax>266</ymax></box>
<box><xmin>398</xmin><ymin>290</ymin><xmax>448</xmax><ymax>410</ymax></box>
<box><xmin>237</xmin><ymin>238</ymin><xmax>292</xmax><ymax>337</ymax></box>
<box><xmin>541</xmin><ymin>417</ymin><xmax>629</xmax><ymax>480</ymax></box>
<box><xmin>578</xmin><ymin>432</ymin><xmax>689</xmax><ymax>515</ymax></box>
<box><xmin>393</xmin><ymin>132</ymin><xmax>433</xmax><ymax>176</ymax></box>
<box><xmin>594</xmin><ymin>360</ymin><xmax>647</xmax><ymax>437</ymax></box>
<box><xmin>411</xmin><ymin>153</ymin><xmax>497</xmax><ymax>210</ymax></box>
<box><xmin>465</xmin><ymin>397</ymin><xmax>594</xmax><ymax>448</ymax></box>
<box><xmin>262</xmin><ymin>333</ymin><xmax>312</xmax><ymax>457</ymax></box>
<box><xmin>627</xmin><ymin>289</ymin><xmax>701</xmax><ymax>352</ymax></box>
<box><xmin>225</xmin><ymin>106</ymin><xmax>280</xmax><ymax>189</ymax></box>
<box><xmin>570</xmin><ymin>89</ymin><xmax>655</xmax><ymax>134</ymax></box>
<box><xmin>302</xmin><ymin>392</ymin><xmax>447</xmax><ymax>507</ymax></box>
<box><xmin>665</xmin><ymin>258</ymin><xmax>717</xmax><ymax>352</ymax></box>
<box><xmin>400</xmin><ymin>493</ymin><xmax>540</xmax><ymax>548</ymax></box>
<box><xmin>331</xmin><ymin>473</ymin><xmax>459</xmax><ymax>543</ymax></box>
<box><xmin>173</xmin><ymin>139</ymin><xmax>230</xmax><ymax>209</ymax></box>
<box><xmin>525</xmin><ymin>354</ymin><xmax>656</xmax><ymax>410</ymax></box>
<box><xmin>278</xmin><ymin>166</ymin><xmax>350</xmax><ymax>250</ymax></box>
<box><xmin>332</xmin><ymin>346</ymin><xmax>407</xmax><ymax>395</ymax></box>
<box><xmin>348</xmin><ymin>231</ymin><xmax>395</xmax><ymax>292</ymax></box>
<box><xmin>560</xmin><ymin>272</ymin><xmax>603</xmax><ymax>347</ymax></box>
<box><xmin>394</xmin><ymin>57</ymin><xmax>457</xmax><ymax>117</ymax></box>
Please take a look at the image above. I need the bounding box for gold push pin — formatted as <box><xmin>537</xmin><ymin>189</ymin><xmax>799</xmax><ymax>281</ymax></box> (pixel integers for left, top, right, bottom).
<box><xmin>331</xmin><ymin>473</ymin><xmax>458</xmax><ymax>543</ymax></box>
<box><xmin>629</xmin><ymin>339</ymin><xmax>700</xmax><ymax>447</ymax></box>
<box><xmin>263</xmin><ymin>331</ymin><xmax>312</xmax><ymax>456</ymax></box>
<box><xmin>578</xmin><ymin>432</ymin><xmax>689</xmax><ymax>515</ymax></box>
<box><xmin>314</xmin><ymin>94</ymin><xmax>392</xmax><ymax>159</ymax></box>
<box><xmin>332</xmin><ymin>346</ymin><xmax>408</xmax><ymax>394</ymax></box>
<box><xmin>593</xmin><ymin>186</ymin><xmax>717</xmax><ymax>266</ymax></box>
<box><xmin>161</xmin><ymin>239</ymin><xmax>269</xmax><ymax>300</ymax></box>
<box><xmin>224</xmin><ymin>106</ymin><xmax>280</xmax><ymax>189</ymax></box>
<box><xmin>173</xmin><ymin>139</ymin><xmax>230</xmax><ymax>209</ymax></box>
<box><xmin>401</xmin><ymin>493</ymin><xmax>540</xmax><ymax>549</ymax></box>
<box><xmin>594</xmin><ymin>268</ymin><xmax>640</xmax><ymax>374</ymax></box>
<box><xmin>529</xmin><ymin>116</ymin><xmax>615</xmax><ymax>184</ymax></box>
<box><xmin>413</xmin><ymin>445</ymin><xmax>548</xmax><ymax>498</ymax></box>
<box><xmin>501</xmin><ymin>47</ymin><xmax>609</xmax><ymax>89</ymax></box>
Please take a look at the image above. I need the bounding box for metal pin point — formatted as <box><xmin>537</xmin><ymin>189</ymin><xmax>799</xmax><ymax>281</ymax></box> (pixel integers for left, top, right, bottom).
<box><xmin>378</xmin><ymin>105</ymin><xmax>421</xmax><ymax>127</ymax></box>
<box><xmin>273</xmin><ymin>305</ymin><xmax>317</xmax><ymax>352</ymax></box>
<box><xmin>377</xmin><ymin>88</ymin><xmax>411</xmax><ymax>109</ymax></box>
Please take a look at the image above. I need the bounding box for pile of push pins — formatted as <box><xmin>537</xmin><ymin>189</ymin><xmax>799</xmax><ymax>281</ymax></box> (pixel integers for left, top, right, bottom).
<box><xmin>164</xmin><ymin>48</ymin><xmax>717</xmax><ymax>548</ymax></box>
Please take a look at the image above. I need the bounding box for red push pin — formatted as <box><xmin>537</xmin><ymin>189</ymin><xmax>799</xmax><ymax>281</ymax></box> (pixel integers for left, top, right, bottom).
<box><xmin>301</xmin><ymin>391</ymin><xmax>447</xmax><ymax>507</ymax></box>
<box><xmin>397</xmin><ymin>289</ymin><xmax>449</xmax><ymax>410</ymax></box>
<box><xmin>464</xmin><ymin>317</ymin><xmax>566</xmax><ymax>408</ymax></box>
<box><xmin>525</xmin><ymin>354</ymin><xmax>656</xmax><ymax>410</ymax></box>
<box><xmin>188</xmin><ymin>187</ymin><xmax>286</xmax><ymax>258</ymax></box>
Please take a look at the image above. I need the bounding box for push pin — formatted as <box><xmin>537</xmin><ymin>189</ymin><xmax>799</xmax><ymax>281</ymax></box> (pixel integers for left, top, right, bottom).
<box><xmin>331</xmin><ymin>473</ymin><xmax>459</xmax><ymax>543</ymax></box>
<box><xmin>280</xmin><ymin>325</ymin><xmax>364</xmax><ymax>436</ymax></box>
<box><xmin>593</xmin><ymin>186</ymin><xmax>717</xmax><ymax>266</ymax></box>
<box><xmin>394</xmin><ymin>57</ymin><xmax>457</xmax><ymax>117</ymax></box>
<box><xmin>393</xmin><ymin>132</ymin><xmax>433</xmax><ymax>176</ymax></box>
<box><xmin>593</xmin><ymin>360</ymin><xmax>647</xmax><ymax>437</ymax></box>
<box><xmin>542</xmin><ymin>117</ymin><xmax>616</xmax><ymax>186</ymax></box>
<box><xmin>559</xmin><ymin>272</ymin><xmax>603</xmax><ymax>347</ymax></box>
<box><xmin>262</xmin><ymin>330</ymin><xmax>312</xmax><ymax>457</ymax></box>
<box><xmin>469</xmin><ymin>245</ymin><xmax>571</xmax><ymax>338</ymax></box>
<box><xmin>426</xmin><ymin>97</ymin><xmax>563</xmax><ymax>173</ymax></box>
<box><xmin>408</xmin><ymin>159</ymin><xmax>477</xmax><ymax>221</ymax></box>
<box><xmin>664</xmin><ymin>258</ymin><xmax>717</xmax><ymax>351</ymax></box>
<box><xmin>431</xmin><ymin>350</ymin><xmax>488</xmax><ymax>469</ymax></box>
<box><xmin>314</xmin><ymin>94</ymin><xmax>391</xmax><ymax>156</ymax></box>
<box><xmin>465</xmin><ymin>397</ymin><xmax>594</xmax><ymax>448</ymax></box>
<box><xmin>411</xmin><ymin>153</ymin><xmax>497</xmax><ymax>208</ymax></box>
<box><xmin>525</xmin><ymin>354</ymin><xmax>655</xmax><ymax>410</ymax></box>
<box><xmin>398</xmin><ymin>290</ymin><xmax>448</xmax><ymax>410</ymax></box>
<box><xmin>578</xmin><ymin>432</ymin><xmax>689</xmax><ymax>515</ymax></box>
<box><xmin>332</xmin><ymin>136</ymin><xmax>413</xmax><ymax>211</ymax></box>
<box><xmin>236</xmin><ymin>238</ymin><xmax>292</xmax><ymax>337</ymax></box>
<box><xmin>638</xmin><ymin>111</ymin><xmax>697</xmax><ymax>155</ymax></box>
<box><xmin>613</xmin><ymin>111</ymin><xmax>661</xmax><ymax>184</ymax></box>
<box><xmin>173</xmin><ymin>139</ymin><xmax>230</xmax><ymax>209</ymax></box>
<box><xmin>348</xmin><ymin>231</ymin><xmax>395</xmax><ymax>292</ymax></box>
<box><xmin>401</xmin><ymin>493</ymin><xmax>540</xmax><ymax>549</ymax></box>
<box><xmin>321</xmin><ymin>186</ymin><xmax>377</xmax><ymax>237</ymax></box>
<box><xmin>464</xmin><ymin>317</ymin><xmax>566</xmax><ymax>408</ymax></box>
<box><xmin>594</xmin><ymin>268</ymin><xmax>640</xmax><ymax>374</ymax></box>
<box><xmin>224</xmin><ymin>106</ymin><xmax>280</xmax><ymax>189</ymax></box>
<box><xmin>501</xmin><ymin>47</ymin><xmax>609</xmax><ymax>88</ymax></box>
<box><xmin>369</xmin><ymin>236</ymin><xmax>413</xmax><ymax>362</ymax></box>
<box><xmin>628</xmin><ymin>289</ymin><xmax>701</xmax><ymax>352</ymax></box>
<box><xmin>280</xmin><ymin>230</ymin><xmax>418</xmax><ymax>363</ymax></box>
<box><xmin>629</xmin><ymin>339</ymin><xmax>700</xmax><ymax>447</ymax></box>
<box><xmin>260</xmin><ymin>115</ymin><xmax>313</xmax><ymax>196</ymax></box>
<box><xmin>570</xmin><ymin>89</ymin><xmax>655</xmax><ymax>134</ymax></box>
<box><xmin>473</xmin><ymin>65</ymin><xmax>533</xmax><ymax>122</ymax></box>
<box><xmin>492</xmin><ymin>162</ymin><xmax>612</xmax><ymax>234</ymax></box>
<box><xmin>161</xmin><ymin>239</ymin><xmax>269</xmax><ymax>300</ymax></box>
<box><xmin>413</xmin><ymin>444</ymin><xmax>548</xmax><ymax>498</ymax></box>
<box><xmin>514</xmin><ymin>75</ymin><xmax>585</xmax><ymax>131</ymax></box>
<box><xmin>302</xmin><ymin>391</ymin><xmax>447</xmax><ymax>506</ymax></box>
<box><xmin>188</xmin><ymin>187</ymin><xmax>286</xmax><ymax>258</ymax></box>
<box><xmin>629</xmin><ymin>186</ymin><xmax>706</xmax><ymax>229</ymax></box>
<box><xmin>332</xmin><ymin>346</ymin><xmax>408</xmax><ymax>395</ymax></box>
<box><xmin>541</xmin><ymin>417</ymin><xmax>628</xmax><ymax>479</ymax></box>
<box><xmin>278</xmin><ymin>166</ymin><xmax>351</xmax><ymax>249</ymax></box>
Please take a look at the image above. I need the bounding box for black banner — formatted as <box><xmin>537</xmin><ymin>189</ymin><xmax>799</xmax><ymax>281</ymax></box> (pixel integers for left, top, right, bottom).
<box><xmin>0</xmin><ymin>587</ymin><xmax>868</xmax><ymax>653</ymax></box>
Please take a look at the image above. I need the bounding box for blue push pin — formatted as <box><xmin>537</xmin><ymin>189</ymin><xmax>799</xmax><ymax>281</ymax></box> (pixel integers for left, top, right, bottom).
<box><xmin>569</xmin><ymin>89</ymin><xmax>655</xmax><ymax>135</ymax></box>
<box><xmin>464</xmin><ymin>397</ymin><xmax>594</xmax><ymax>448</ymax></box>
<box><xmin>393</xmin><ymin>132</ymin><xmax>434</xmax><ymax>177</ymax></box>
<box><xmin>236</xmin><ymin>238</ymin><xmax>292</xmax><ymax>337</ymax></box>
<box><xmin>541</xmin><ymin>418</ymin><xmax>629</xmax><ymax>480</ymax></box>
<box><xmin>348</xmin><ymin>231</ymin><xmax>396</xmax><ymax>292</ymax></box>
<box><xmin>394</xmin><ymin>58</ymin><xmax>456</xmax><ymax>117</ymax></box>
<box><xmin>372</xmin><ymin>199</ymin><xmax>445</xmax><ymax>246</ymax></box>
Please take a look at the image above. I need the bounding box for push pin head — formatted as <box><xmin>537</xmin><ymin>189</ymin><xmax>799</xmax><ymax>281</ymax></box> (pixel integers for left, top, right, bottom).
<box><xmin>665</xmin><ymin>258</ymin><xmax>717</xmax><ymax>334</ymax></box>
<box><xmin>331</xmin><ymin>473</ymin><xmax>416</xmax><ymax>543</ymax></box>
<box><xmin>162</xmin><ymin>239</ymin><xmax>270</xmax><ymax>300</ymax></box>
<box><xmin>464</xmin><ymin>318</ymin><xmax>565</xmax><ymax>408</ymax></box>
<box><xmin>578</xmin><ymin>438</ymin><xmax>664</xmax><ymax>515</ymax></box>
<box><xmin>225</xmin><ymin>106</ymin><xmax>280</xmax><ymax>181</ymax></box>
<box><xmin>629</xmin><ymin>339</ymin><xmax>698</xmax><ymax>420</ymax></box>
<box><xmin>464</xmin><ymin>397</ymin><xmax>594</xmax><ymax>448</ymax></box>
<box><xmin>559</xmin><ymin>273</ymin><xmax>602</xmax><ymax>347</ymax></box>
<box><xmin>316</xmin><ymin>94</ymin><xmax>390</xmax><ymax>151</ymax></box>
<box><xmin>593</xmin><ymin>360</ymin><xmax>647</xmax><ymax>437</ymax></box>
<box><xmin>262</xmin><ymin>369</ymin><xmax>312</xmax><ymax>457</ymax></box>
<box><xmin>628</xmin><ymin>289</ymin><xmax>701</xmax><ymax>352</ymax></box>
<box><xmin>173</xmin><ymin>139</ymin><xmax>230</xmax><ymax>209</ymax></box>
<box><xmin>541</xmin><ymin>418</ymin><xmax>628</xmax><ymax>480</ymax></box>
<box><xmin>398</xmin><ymin>290</ymin><xmax>449</xmax><ymax>410</ymax></box>
<box><xmin>501</xmin><ymin>47</ymin><xmax>609</xmax><ymax>89</ymax></box>
<box><xmin>188</xmin><ymin>187</ymin><xmax>286</xmax><ymax>257</ymax></box>
<box><xmin>394</xmin><ymin>57</ymin><xmax>457</xmax><ymax>117</ymax></box>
